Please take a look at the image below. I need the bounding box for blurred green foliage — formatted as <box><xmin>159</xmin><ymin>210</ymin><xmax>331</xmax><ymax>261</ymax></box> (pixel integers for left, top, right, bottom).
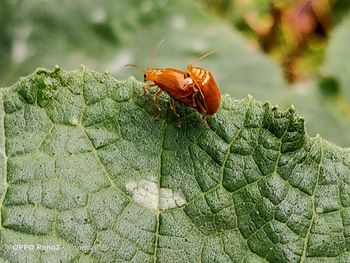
<box><xmin>0</xmin><ymin>0</ymin><xmax>284</xmax><ymax>101</ymax></box>
<box><xmin>1</xmin><ymin>0</ymin><xmax>350</xmax><ymax>146</ymax></box>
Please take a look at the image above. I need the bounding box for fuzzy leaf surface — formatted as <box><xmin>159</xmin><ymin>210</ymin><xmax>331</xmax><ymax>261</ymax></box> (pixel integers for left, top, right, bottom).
<box><xmin>0</xmin><ymin>68</ymin><xmax>350</xmax><ymax>262</ymax></box>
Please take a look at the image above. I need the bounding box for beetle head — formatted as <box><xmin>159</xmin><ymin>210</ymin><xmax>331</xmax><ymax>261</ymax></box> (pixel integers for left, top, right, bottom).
<box><xmin>143</xmin><ymin>69</ymin><xmax>159</xmax><ymax>82</ymax></box>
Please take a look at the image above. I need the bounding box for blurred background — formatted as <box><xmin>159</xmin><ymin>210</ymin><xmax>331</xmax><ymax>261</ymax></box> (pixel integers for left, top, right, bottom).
<box><xmin>1</xmin><ymin>0</ymin><xmax>350</xmax><ymax>146</ymax></box>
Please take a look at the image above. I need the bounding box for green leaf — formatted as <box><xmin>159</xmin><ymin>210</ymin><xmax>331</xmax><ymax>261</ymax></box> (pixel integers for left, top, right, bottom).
<box><xmin>277</xmin><ymin>11</ymin><xmax>350</xmax><ymax>147</ymax></box>
<box><xmin>279</xmin><ymin>80</ymin><xmax>350</xmax><ymax>147</ymax></box>
<box><xmin>1</xmin><ymin>67</ymin><xmax>350</xmax><ymax>262</ymax></box>
<box><xmin>273</xmin><ymin>13</ymin><xmax>350</xmax><ymax>148</ymax></box>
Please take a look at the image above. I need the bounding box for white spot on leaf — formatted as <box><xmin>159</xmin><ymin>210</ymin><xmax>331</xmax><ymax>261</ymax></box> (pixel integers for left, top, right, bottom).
<box><xmin>126</xmin><ymin>179</ymin><xmax>186</xmax><ymax>210</ymax></box>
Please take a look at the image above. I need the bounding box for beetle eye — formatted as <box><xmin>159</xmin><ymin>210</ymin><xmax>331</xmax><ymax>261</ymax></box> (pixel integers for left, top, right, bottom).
<box><xmin>186</xmin><ymin>73</ymin><xmax>190</xmax><ymax>77</ymax></box>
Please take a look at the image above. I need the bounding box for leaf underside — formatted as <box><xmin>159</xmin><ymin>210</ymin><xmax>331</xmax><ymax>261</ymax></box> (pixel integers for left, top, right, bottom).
<box><xmin>0</xmin><ymin>67</ymin><xmax>350</xmax><ymax>263</ymax></box>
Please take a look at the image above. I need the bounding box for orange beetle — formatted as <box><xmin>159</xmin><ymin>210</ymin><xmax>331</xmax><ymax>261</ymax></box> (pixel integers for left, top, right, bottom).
<box><xmin>143</xmin><ymin>68</ymin><xmax>195</xmax><ymax>120</ymax></box>
<box><xmin>143</xmin><ymin>68</ymin><xmax>195</xmax><ymax>101</ymax></box>
<box><xmin>127</xmin><ymin>48</ymin><xmax>221</xmax><ymax>127</ymax></box>
<box><xmin>143</xmin><ymin>65</ymin><xmax>221</xmax><ymax>127</ymax></box>
<box><xmin>186</xmin><ymin>65</ymin><xmax>221</xmax><ymax>116</ymax></box>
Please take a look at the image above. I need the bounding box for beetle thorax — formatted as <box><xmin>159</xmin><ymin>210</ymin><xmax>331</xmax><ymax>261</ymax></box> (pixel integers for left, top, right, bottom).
<box><xmin>188</xmin><ymin>66</ymin><xmax>210</xmax><ymax>85</ymax></box>
<box><xmin>145</xmin><ymin>69</ymin><xmax>162</xmax><ymax>82</ymax></box>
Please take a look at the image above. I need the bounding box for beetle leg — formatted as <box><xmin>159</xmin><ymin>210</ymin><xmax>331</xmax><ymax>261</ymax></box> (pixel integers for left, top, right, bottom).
<box><xmin>141</xmin><ymin>83</ymin><xmax>156</xmax><ymax>97</ymax></box>
<box><xmin>170</xmin><ymin>97</ymin><xmax>181</xmax><ymax>128</ymax></box>
<box><xmin>203</xmin><ymin>115</ymin><xmax>210</xmax><ymax>128</ymax></box>
<box><xmin>195</xmin><ymin>95</ymin><xmax>208</xmax><ymax>116</ymax></box>
<box><xmin>191</xmin><ymin>92</ymin><xmax>198</xmax><ymax>107</ymax></box>
<box><xmin>152</xmin><ymin>89</ymin><xmax>163</xmax><ymax>120</ymax></box>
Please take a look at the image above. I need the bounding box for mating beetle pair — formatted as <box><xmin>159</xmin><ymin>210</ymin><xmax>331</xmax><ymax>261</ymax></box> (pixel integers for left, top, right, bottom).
<box><xmin>128</xmin><ymin>49</ymin><xmax>221</xmax><ymax>127</ymax></box>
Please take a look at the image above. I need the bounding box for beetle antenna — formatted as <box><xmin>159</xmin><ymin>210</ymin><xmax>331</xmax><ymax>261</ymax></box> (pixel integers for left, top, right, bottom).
<box><xmin>147</xmin><ymin>39</ymin><xmax>165</xmax><ymax>70</ymax></box>
<box><xmin>190</xmin><ymin>49</ymin><xmax>219</xmax><ymax>66</ymax></box>
<box><xmin>124</xmin><ymin>64</ymin><xmax>145</xmax><ymax>74</ymax></box>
